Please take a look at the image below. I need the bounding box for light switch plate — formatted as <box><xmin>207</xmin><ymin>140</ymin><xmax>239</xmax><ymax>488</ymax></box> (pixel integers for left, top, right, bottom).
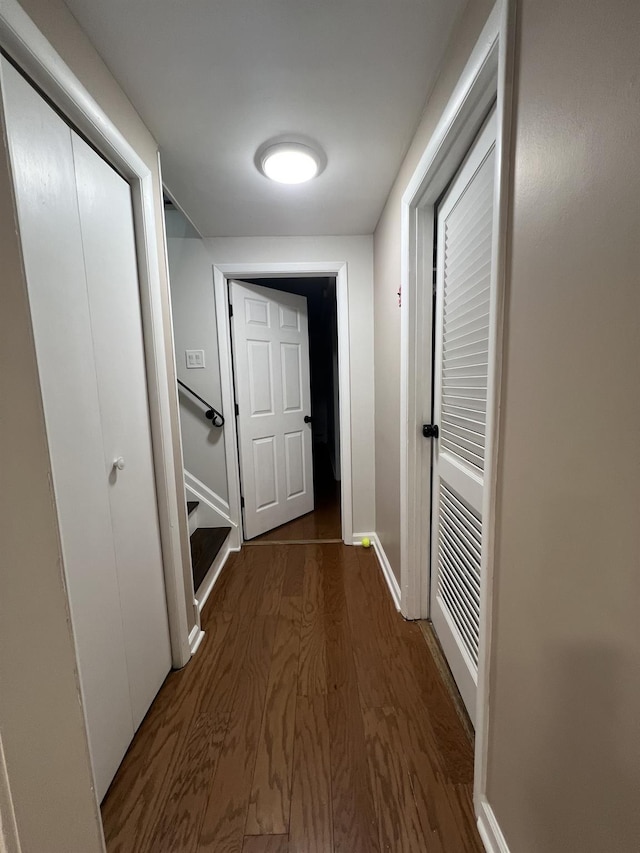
<box><xmin>185</xmin><ymin>349</ymin><xmax>205</xmax><ymax>368</ymax></box>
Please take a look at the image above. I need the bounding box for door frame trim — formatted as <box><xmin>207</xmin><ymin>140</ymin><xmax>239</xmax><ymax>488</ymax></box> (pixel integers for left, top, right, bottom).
<box><xmin>399</xmin><ymin>0</ymin><xmax>516</xmax><ymax>816</ymax></box>
<box><xmin>214</xmin><ymin>262</ymin><xmax>353</xmax><ymax>546</ymax></box>
<box><xmin>0</xmin><ymin>0</ymin><xmax>192</xmax><ymax>668</ymax></box>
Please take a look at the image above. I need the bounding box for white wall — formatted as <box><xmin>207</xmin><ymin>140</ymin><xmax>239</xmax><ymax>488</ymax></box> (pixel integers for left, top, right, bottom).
<box><xmin>169</xmin><ymin>235</ymin><xmax>376</xmax><ymax>536</ymax></box>
<box><xmin>373</xmin><ymin>0</ymin><xmax>494</xmax><ymax>582</ymax></box>
<box><xmin>486</xmin><ymin>1</ymin><xmax>640</xmax><ymax>850</ymax></box>
<box><xmin>167</xmin><ymin>214</ymin><xmax>228</xmax><ymax>503</ymax></box>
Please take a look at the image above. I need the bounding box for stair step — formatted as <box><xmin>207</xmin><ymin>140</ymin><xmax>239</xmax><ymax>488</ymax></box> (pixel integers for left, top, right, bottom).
<box><xmin>190</xmin><ymin>526</ymin><xmax>231</xmax><ymax>593</ymax></box>
<box><xmin>187</xmin><ymin>500</ymin><xmax>199</xmax><ymax>517</ymax></box>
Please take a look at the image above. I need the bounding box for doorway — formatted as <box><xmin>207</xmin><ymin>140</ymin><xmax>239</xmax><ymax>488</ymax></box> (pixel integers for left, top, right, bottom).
<box><xmin>214</xmin><ymin>262</ymin><xmax>354</xmax><ymax>547</ymax></box>
<box><xmin>238</xmin><ymin>277</ymin><xmax>341</xmax><ymax>542</ymax></box>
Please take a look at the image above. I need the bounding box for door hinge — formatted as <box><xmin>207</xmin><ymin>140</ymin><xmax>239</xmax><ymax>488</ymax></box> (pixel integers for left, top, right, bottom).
<box><xmin>228</xmin><ymin>302</ymin><xmax>233</xmax><ymax>318</ymax></box>
<box><xmin>432</xmin><ymin>266</ymin><xmax>437</xmax><ymax>295</ymax></box>
<box><xmin>240</xmin><ymin>495</ymin><xmax>245</xmax><ymax>509</ymax></box>
<box><xmin>235</xmin><ymin>403</ymin><xmax>239</xmax><ymax>417</ymax></box>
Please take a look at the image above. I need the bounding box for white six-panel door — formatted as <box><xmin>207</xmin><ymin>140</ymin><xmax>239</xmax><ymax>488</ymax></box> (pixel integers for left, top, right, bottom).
<box><xmin>430</xmin><ymin>107</ymin><xmax>497</xmax><ymax>726</ymax></box>
<box><xmin>231</xmin><ymin>281</ymin><xmax>314</xmax><ymax>539</ymax></box>
<box><xmin>1</xmin><ymin>59</ymin><xmax>171</xmax><ymax>799</ymax></box>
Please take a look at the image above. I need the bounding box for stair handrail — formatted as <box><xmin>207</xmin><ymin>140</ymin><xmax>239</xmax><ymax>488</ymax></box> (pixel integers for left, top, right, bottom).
<box><xmin>177</xmin><ymin>379</ymin><xmax>225</xmax><ymax>427</ymax></box>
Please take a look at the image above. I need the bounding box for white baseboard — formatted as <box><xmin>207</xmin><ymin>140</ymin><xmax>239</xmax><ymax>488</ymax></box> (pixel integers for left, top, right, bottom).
<box><xmin>477</xmin><ymin>797</ymin><xmax>510</xmax><ymax>853</ymax></box>
<box><xmin>353</xmin><ymin>531</ymin><xmax>401</xmax><ymax>612</ymax></box>
<box><xmin>188</xmin><ymin>623</ymin><xmax>205</xmax><ymax>656</ymax></box>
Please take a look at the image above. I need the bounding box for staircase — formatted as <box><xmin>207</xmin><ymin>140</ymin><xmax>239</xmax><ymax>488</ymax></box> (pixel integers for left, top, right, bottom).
<box><xmin>187</xmin><ymin>501</ymin><xmax>231</xmax><ymax>593</ymax></box>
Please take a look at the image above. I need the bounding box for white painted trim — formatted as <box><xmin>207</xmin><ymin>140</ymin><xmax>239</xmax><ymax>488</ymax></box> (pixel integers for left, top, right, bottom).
<box><xmin>474</xmin><ymin>0</ymin><xmax>517</xmax><ymax>817</ymax></box>
<box><xmin>400</xmin><ymin>1</ymin><xmax>501</xmax><ymax>621</ymax></box>
<box><xmin>477</xmin><ymin>797</ymin><xmax>511</xmax><ymax>853</ymax></box>
<box><xmin>194</xmin><ymin>537</ymin><xmax>238</xmax><ymax>614</ymax></box>
<box><xmin>399</xmin><ymin>0</ymin><xmax>515</xmax><ymax>831</ymax></box>
<box><xmin>188</xmin><ymin>624</ymin><xmax>205</xmax><ymax>657</ymax></box>
<box><xmin>184</xmin><ymin>471</ymin><xmax>230</xmax><ymax>513</ymax></box>
<box><xmin>213</xmin><ymin>261</ymin><xmax>353</xmax><ymax>546</ymax></box>
<box><xmin>0</xmin><ymin>0</ymin><xmax>192</xmax><ymax>671</ymax></box>
<box><xmin>0</xmin><ymin>736</ymin><xmax>21</xmax><ymax>853</ymax></box>
<box><xmin>184</xmin><ymin>473</ymin><xmax>238</xmax><ymax>545</ymax></box>
<box><xmin>187</xmin><ymin>503</ymin><xmax>199</xmax><ymax>536</ymax></box>
<box><xmin>354</xmin><ymin>532</ymin><xmax>402</xmax><ymax>612</ymax></box>
<box><xmin>184</xmin><ymin>470</ymin><xmax>233</xmax><ymax>520</ymax></box>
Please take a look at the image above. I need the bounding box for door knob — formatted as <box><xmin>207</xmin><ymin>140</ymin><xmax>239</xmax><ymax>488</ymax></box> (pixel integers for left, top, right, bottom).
<box><xmin>304</xmin><ymin>415</ymin><xmax>312</xmax><ymax>424</ymax></box>
<box><xmin>112</xmin><ymin>456</ymin><xmax>126</xmax><ymax>470</ymax></box>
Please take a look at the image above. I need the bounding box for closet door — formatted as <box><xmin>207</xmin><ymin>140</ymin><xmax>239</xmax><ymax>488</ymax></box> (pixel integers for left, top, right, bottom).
<box><xmin>1</xmin><ymin>58</ymin><xmax>171</xmax><ymax>798</ymax></box>
<box><xmin>72</xmin><ymin>135</ymin><xmax>171</xmax><ymax>727</ymax></box>
<box><xmin>430</xmin><ymin>107</ymin><xmax>497</xmax><ymax>726</ymax></box>
<box><xmin>0</xmin><ymin>58</ymin><xmax>134</xmax><ymax>798</ymax></box>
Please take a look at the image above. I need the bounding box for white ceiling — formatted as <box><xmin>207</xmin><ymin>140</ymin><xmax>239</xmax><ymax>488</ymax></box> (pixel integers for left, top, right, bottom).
<box><xmin>63</xmin><ymin>0</ymin><xmax>465</xmax><ymax>237</ymax></box>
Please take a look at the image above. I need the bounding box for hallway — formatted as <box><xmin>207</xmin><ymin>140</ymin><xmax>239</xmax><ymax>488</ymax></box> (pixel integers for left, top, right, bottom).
<box><xmin>101</xmin><ymin>542</ymin><xmax>483</xmax><ymax>852</ymax></box>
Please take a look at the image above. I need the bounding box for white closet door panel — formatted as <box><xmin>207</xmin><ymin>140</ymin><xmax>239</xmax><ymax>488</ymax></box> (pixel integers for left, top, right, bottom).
<box><xmin>0</xmin><ymin>59</ymin><xmax>134</xmax><ymax>798</ymax></box>
<box><xmin>72</xmin><ymin>135</ymin><xmax>171</xmax><ymax>728</ymax></box>
<box><xmin>231</xmin><ymin>281</ymin><xmax>314</xmax><ymax>539</ymax></box>
<box><xmin>430</xmin><ymin>107</ymin><xmax>497</xmax><ymax>725</ymax></box>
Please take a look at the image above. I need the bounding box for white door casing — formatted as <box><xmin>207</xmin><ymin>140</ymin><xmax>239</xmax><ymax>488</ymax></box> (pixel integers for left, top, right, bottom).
<box><xmin>230</xmin><ymin>280</ymin><xmax>314</xmax><ymax>539</ymax></box>
<box><xmin>430</xmin><ymin>107</ymin><xmax>497</xmax><ymax>726</ymax></box>
<box><xmin>1</xmin><ymin>59</ymin><xmax>171</xmax><ymax>799</ymax></box>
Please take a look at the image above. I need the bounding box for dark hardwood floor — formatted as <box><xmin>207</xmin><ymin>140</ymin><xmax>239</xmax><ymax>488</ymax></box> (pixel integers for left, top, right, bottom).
<box><xmin>101</xmin><ymin>543</ymin><xmax>483</xmax><ymax>853</ymax></box>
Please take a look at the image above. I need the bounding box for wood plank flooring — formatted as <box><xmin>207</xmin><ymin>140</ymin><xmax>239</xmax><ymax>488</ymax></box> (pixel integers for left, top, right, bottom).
<box><xmin>101</xmin><ymin>543</ymin><xmax>483</xmax><ymax>853</ymax></box>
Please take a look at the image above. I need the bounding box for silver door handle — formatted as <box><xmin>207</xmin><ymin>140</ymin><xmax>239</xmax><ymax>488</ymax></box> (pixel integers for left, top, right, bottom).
<box><xmin>112</xmin><ymin>456</ymin><xmax>125</xmax><ymax>471</ymax></box>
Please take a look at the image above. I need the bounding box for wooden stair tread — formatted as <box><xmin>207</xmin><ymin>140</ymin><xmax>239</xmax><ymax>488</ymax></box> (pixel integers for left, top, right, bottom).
<box><xmin>187</xmin><ymin>500</ymin><xmax>199</xmax><ymax>517</ymax></box>
<box><xmin>190</xmin><ymin>526</ymin><xmax>231</xmax><ymax>592</ymax></box>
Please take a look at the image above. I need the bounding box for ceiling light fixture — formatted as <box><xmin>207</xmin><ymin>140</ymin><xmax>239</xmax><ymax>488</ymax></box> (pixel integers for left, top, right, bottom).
<box><xmin>257</xmin><ymin>140</ymin><xmax>325</xmax><ymax>184</ymax></box>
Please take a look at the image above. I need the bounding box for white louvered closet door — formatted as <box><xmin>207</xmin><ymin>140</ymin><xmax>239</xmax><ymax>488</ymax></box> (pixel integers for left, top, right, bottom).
<box><xmin>430</xmin><ymin>107</ymin><xmax>497</xmax><ymax>726</ymax></box>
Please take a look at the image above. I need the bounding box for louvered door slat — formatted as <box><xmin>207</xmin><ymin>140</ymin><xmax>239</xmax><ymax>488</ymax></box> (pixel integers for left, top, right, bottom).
<box><xmin>430</xmin><ymin>106</ymin><xmax>497</xmax><ymax>726</ymax></box>
<box><xmin>443</xmin><ymin>412</ymin><xmax>486</xmax><ymax>435</ymax></box>
<box><xmin>444</xmin><ymin>168</ymin><xmax>494</xmax><ymax>238</ymax></box>
<box><xmin>444</xmin><ymin>284</ymin><xmax>491</xmax><ymax>321</ymax></box>
<box><xmin>443</xmin><ymin>402</ymin><xmax>487</xmax><ymax>420</ymax></box>
<box><xmin>436</xmin><ymin>483</ymin><xmax>482</xmax><ymax>667</ymax></box>
<box><xmin>438</xmin><ymin>553</ymin><xmax>480</xmax><ymax>630</ymax></box>
<box><xmin>440</xmin><ymin>489</ymin><xmax>483</xmax><ymax>541</ymax></box>
<box><xmin>440</xmin><ymin>516</ymin><xmax>482</xmax><ymax>577</ymax></box>
<box><xmin>444</xmin><ymin>230</ymin><xmax>493</xmax><ymax>283</ymax></box>
<box><xmin>443</xmin><ymin>343</ymin><xmax>489</xmax><ymax>365</ymax></box>
<box><xmin>444</xmin><ymin>391</ymin><xmax>484</xmax><ymax>403</ymax></box>
<box><xmin>444</xmin><ymin>309</ymin><xmax>490</xmax><ymax>338</ymax></box>
<box><xmin>438</xmin><ymin>562</ymin><xmax>480</xmax><ymax>638</ymax></box>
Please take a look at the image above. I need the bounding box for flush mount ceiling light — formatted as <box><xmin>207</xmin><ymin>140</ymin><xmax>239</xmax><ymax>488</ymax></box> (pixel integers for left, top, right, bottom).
<box><xmin>256</xmin><ymin>140</ymin><xmax>325</xmax><ymax>184</ymax></box>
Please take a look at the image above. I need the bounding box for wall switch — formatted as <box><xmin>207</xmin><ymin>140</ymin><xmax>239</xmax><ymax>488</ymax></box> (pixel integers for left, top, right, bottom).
<box><xmin>185</xmin><ymin>349</ymin><xmax>205</xmax><ymax>368</ymax></box>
